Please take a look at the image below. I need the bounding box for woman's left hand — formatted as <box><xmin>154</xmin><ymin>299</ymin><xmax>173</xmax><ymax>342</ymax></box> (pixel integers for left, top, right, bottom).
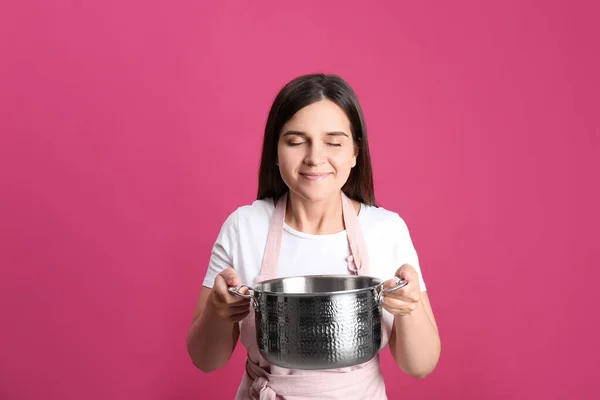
<box><xmin>381</xmin><ymin>264</ymin><xmax>422</xmax><ymax>316</ymax></box>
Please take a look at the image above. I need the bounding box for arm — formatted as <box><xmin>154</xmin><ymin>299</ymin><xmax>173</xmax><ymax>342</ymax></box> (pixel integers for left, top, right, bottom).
<box><xmin>388</xmin><ymin>289</ymin><xmax>441</xmax><ymax>378</ymax></box>
<box><xmin>186</xmin><ymin>269</ymin><xmax>250</xmax><ymax>372</ymax></box>
<box><xmin>384</xmin><ymin>215</ymin><xmax>441</xmax><ymax>377</ymax></box>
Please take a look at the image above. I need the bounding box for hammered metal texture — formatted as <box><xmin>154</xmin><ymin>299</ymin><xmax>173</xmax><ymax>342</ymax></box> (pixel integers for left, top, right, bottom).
<box><xmin>254</xmin><ymin>290</ymin><xmax>382</xmax><ymax>370</ymax></box>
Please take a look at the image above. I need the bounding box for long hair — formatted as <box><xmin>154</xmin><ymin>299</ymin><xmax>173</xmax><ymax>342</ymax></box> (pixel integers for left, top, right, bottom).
<box><xmin>257</xmin><ymin>73</ymin><xmax>377</xmax><ymax>206</ymax></box>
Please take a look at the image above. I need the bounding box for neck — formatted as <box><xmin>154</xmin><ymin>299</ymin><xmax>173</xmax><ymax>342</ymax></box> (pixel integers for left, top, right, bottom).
<box><xmin>284</xmin><ymin>191</ymin><xmax>345</xmax><ymax>235</ymax></box>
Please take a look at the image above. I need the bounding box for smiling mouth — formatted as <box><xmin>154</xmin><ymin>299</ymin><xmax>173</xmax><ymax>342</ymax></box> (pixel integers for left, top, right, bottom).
<box><xmin>299</xmin><ymin>172</ymin><xmax>332</xmax><ymax>181</ymax></box>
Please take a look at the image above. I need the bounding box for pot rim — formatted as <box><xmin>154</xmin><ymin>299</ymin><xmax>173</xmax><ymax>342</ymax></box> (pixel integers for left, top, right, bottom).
<box><xmin>251</xmin><ymin>274</ymin><xmax>385</xmax><ymax>297</ymax></box>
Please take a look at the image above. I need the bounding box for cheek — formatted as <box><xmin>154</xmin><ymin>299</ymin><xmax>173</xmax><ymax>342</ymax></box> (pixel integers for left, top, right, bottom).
<box><xmin>331</xmin><ymin>151</ymin><xmax>355</xmax><ymax>172</ymax></box>
<box><xmin>277</xmin><ymin>144</ymin><xmax>290</xmax><ymax>164</ymax></box>
<box><xmin>277</xmin><ymin>147</ymin><xmax>299</xmax><ymax>172</ymax></box>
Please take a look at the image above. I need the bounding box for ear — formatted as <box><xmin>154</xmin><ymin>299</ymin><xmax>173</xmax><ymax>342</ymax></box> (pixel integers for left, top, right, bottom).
<box><xmin>352</xmin><ymin>143</ymin><xmax>359</xmax><ymax>167</ymax></box>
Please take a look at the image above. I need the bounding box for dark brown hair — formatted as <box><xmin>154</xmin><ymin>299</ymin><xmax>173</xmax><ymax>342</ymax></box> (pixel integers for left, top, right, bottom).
<box><xmin>257</xmin><ymin>73</ymin><xmax>377</xmax><ymax>206</ymax></box>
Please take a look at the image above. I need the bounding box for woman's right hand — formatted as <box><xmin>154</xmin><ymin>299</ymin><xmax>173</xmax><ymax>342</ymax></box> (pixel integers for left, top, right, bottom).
<box><xmin>210</xmin><ymin>267</ymin><xmax>251</xmax><ymax>323</ymax></box>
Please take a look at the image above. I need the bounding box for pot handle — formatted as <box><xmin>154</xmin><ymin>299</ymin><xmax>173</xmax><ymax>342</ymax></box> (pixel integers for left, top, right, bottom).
<box><xmin>228</xmin><ymin>284</ymin><xmax>259</xmax><ymax>311</ymax></box>
<box><xmin>376</xmin><ymin>277</ymin><xmax>409</xmax><ymax>306</ymax></box>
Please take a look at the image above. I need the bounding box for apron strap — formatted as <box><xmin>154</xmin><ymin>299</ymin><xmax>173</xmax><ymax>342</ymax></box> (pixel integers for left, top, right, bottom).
<box><xmin>341</xmin><ymin>191</ymin><xmax>371</xmax><ymax>275</ymax></box>
<box><xmin>257</xmin><ymin>192</ymin><xmax>287</xmax><ymax>280</ymax></box>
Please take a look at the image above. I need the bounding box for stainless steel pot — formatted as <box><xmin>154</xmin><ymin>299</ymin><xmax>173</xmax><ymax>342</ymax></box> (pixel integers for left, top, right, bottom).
<box><xmin>228</xmin><ymin>274</ymin><xmax>407</xmax><ymax>370</ymax></box>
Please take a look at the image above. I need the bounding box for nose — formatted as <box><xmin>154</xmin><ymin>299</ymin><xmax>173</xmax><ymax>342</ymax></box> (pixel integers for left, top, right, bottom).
<box><xmin>303</xmin><ymin>142</ymin><xmax>326</xmax><ymax>167</ymax></box>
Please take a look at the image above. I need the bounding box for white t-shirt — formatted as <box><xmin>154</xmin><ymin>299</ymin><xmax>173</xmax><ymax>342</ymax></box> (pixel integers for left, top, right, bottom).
<box><xmin>202</xmin><ymin>198</ymin><xmax>427</xmax><ymax>292</ymax></box>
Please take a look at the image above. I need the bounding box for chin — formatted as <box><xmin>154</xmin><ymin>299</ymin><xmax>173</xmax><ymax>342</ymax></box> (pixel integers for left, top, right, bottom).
<box><xmin>288</xmin><ymin>184</ymin><xmax>339</xmax><ymax>203</ymax></box>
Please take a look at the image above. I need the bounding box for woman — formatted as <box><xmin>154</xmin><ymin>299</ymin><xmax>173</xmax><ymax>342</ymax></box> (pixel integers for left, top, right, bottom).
<box><xmin>187</xmin><ymin>73</ymin><xmax>441</xmax><ymax>399</ymax></box>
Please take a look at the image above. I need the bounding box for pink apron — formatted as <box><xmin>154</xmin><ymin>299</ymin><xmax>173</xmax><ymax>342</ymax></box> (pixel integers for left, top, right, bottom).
<box><xmin>235</xmin><ymin>191</ymin><xmax>391</xmax><ymax>400</ymax></box>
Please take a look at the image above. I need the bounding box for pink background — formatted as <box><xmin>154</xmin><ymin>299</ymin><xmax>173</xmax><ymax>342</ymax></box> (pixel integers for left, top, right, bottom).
<box><xmin>1</xmin><ymin>1</ymin><xmax>598</xmax><ymax>399</ymax></box>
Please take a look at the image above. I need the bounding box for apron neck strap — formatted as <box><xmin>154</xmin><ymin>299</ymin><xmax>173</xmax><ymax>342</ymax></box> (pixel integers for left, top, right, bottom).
<box><xmin>341</xmin><ymin>191</ymin><xmax>370</xmax><ymax>275</ymax></box>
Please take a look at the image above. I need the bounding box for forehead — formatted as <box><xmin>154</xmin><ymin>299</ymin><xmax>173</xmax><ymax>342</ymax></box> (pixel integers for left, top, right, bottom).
<box><xmin>283</xmin><ymin>100</ymin><xmax>351</xmax><ymax>133</ymax></box>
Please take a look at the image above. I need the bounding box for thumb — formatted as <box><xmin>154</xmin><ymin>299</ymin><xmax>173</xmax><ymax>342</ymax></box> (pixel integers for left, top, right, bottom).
<box><xmin>396</xmin><ymin>264</ymin><xmax>413</xmax><ymax>282</ymax></box>
<box><xmin>219</xmin><ymin>267</ymin><xmax>241</xmax><ymax>287</ymax></box>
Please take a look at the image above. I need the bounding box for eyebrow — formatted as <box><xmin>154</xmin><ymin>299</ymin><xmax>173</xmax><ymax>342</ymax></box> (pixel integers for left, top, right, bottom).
<box><xmin>282</xmin><ymin>130</ymin><xmax>349</xmax><ymax>138</ymax></box>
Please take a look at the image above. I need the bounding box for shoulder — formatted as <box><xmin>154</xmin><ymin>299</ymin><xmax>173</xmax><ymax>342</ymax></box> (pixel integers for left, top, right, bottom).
<box><xmin>218</xmin><ymin>198</ymin><xmax>275</xmax><ymax>234</ymax></box>
<box><xmin>235</xmin><ymin>198</ymin><xmax>275</xmax><ymax>222</ymax></box>
<box><xmin>359</xmin><ymin>203</ymin><xmax>410</xmax><ymax>235</ymax></box>
<box><xmin>223</xmin><ymin>198</ymin><xmax>275</xmax><ymax>219</ymax></box>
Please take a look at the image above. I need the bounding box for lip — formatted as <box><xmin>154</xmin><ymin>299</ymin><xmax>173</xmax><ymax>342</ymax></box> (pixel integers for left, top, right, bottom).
<box><xmin>299</xmin><ymin>172</ymin><xmax>332</xmax><ymax>181</ymax></box>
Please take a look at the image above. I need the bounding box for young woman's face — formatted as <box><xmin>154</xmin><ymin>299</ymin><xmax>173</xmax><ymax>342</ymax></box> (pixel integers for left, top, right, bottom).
<box><xmin>277</xmin><ymin>99</ymin><xmax>358</xmax><ymax>203</ymax></box>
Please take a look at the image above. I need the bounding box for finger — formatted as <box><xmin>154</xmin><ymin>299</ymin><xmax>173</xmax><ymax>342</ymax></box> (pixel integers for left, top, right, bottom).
<box><xmin>383</xmin><ymin>290</ymin><xmax>420</xmax><ymax>303</ymax></box>
<box><xmin>212</xmin><ymin>273</ymin><xmax>227</xmax><ymax>292</ymax></box>
<box><xmin>395</xmin><ymin>293</ymin><xmax>420</xmax><ymax>303</ymax></box>
<box><xmin>214</xmin><ymin>286</ymin><xmax>250</xmax><ymax>305</ymax></box>
<box><xmin>383</xmin><ymin>296</ymin><xmax>409</xmax><ymax>306</ymax></box>
<box><xmin>382</xmin><ymin>298</ymin><xmax>418</xmax><ymax>314</ymax></box>
<box><xmin>220</xmin><ymin>284</ymin><xmax>249</xmax><ymax>298</ymax></box>
<box><xmin>213</xmin><ymin>269</ymin><xmax>245</xmax><ymax>296</ymax></box>
<box><xmin>230</xmin><ymin>305</ymin><xmax>251</xmax><ymax>315</ymax></box>
<box><xmin>382</xmin><ymin>280</ymin><xmax>419</xmax><ymax>302</ymax></box>
<box><xmin>395</xmin><ymin>264</ymin><xmax>415</xmax><ymax>281</ymax></box>
<box><xmin>229</xmin><ymin>309</ymin><xmax>251</xmax><ymax>322</ymax></box>
<box><xmin>236</xmin><ymin>285</ymin><xmax>249</xmax><ymax>295</ymax></box>
<box><xmin>219</xmin><ymin>267</ymin><xmax>241</xmax><ymax>287</ymax></box>
<box><xmin>382</xmin><ymin>277</ymin><xmax>415</xmax><ymax>293</ymax></box>
<box><xmin>216</xmin><ymin>304</ymin><xmax>250</xmax><ymax>317</ymax></box>
<box><xmin>400</xmin><ymin>269</ymin><xmax>415</xmax><ymax>282</ymax></box>
<box><xmin>382</xmin><ymin>300</ymin><xmax>409</xmax><ymax>314</ymax></box>
<box><xmin>228</xmin><ymin>305</ymin><xmax>251</xmax><ymax>316</ymax></box>
<box><xmin>214</xmin><ymin>293</ymin><xmax>250</xmax><ymax>306</ymax></box>
<box><xmin>385</xmin><ymin>283</ymin><xmax>420</xmax><ymax>302</ymax></box>
<box><xmin>382</xmin><ymin>278</ymin><xmax>403</xmax><ymax>290</ymax></box>
<box><xmin>226</xmin><ymin>298</ymin><xmax>252</xmax><ymax>308</ymax></box>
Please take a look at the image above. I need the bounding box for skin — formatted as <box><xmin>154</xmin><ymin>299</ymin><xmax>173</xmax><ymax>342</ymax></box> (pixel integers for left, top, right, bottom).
<box><xmin>276</xmin><ymin>99</ymin><xmax>359</xmax><ymax>234</ymax></box>
<box><xmin>186</xmin><ymin>99</ymin><xmax>441</xmax><ymax>378</ymax></box>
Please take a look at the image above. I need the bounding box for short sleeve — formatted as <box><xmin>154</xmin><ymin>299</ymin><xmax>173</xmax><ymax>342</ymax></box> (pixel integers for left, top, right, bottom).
<box><xmin>393</xmin><ymin>214</ymin><xmax>427</xmax><ymax>292</ymax></box>
<box><xmin>202</xmin><ymin>209</ymin><xmax>239</xmax><ymax>288</ymax></box>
